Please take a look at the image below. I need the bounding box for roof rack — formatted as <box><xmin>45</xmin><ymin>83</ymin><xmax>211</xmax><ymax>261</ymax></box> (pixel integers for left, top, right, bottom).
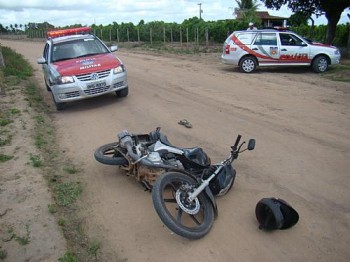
<box><xmin>47</xmin><ymin>27</ymin><xmax>92</xmax><ymax>39</ymax></box>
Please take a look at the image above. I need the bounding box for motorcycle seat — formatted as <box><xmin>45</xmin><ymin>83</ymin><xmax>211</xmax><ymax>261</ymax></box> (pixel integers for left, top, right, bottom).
<box><xmin>183</xmin><ymin>147</ymin><xmax>210</xmax><ymax>167</ymax></box>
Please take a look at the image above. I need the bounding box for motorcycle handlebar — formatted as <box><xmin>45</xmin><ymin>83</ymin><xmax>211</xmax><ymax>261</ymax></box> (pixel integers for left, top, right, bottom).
<box><xmin>233</xmin><ymin>135</ymin><xmax>242</xmax><ymax>148</ymax></box>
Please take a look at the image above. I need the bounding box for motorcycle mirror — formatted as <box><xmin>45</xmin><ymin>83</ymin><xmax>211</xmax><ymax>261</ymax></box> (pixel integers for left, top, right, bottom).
<box><xmin>247</xmin><ymin>139</ymin><xmax>255</xmax><ymax>150</ymax></box>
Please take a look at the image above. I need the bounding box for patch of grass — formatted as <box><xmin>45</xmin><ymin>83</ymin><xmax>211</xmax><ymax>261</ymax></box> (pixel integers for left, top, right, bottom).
<box><xmin>0</xmin><ymin>118</ymin><xmax>13</xmax><ymax>126</ymax></box>
<box><xmin>14</xmin><ymin>225</ymin><xmax>31</xmax><ymax>246</ymax></box>
<box><xmin>15</xmin><ymin>235</ymin><xmax>30</xmax><ymax>245</ymax></box>
<box><xmin>63</xmin><ymin>165</ymin><xmax>80</xmax><ymax>174</ymax></box>
<box><xmin>29</xmin><ymin>153</ymin><xmax>42</xmax><ymax>167</ymax></box>
<box><xmin>58</xmin><ymin>251</ymin><xmax>77</xmax><ymax>262</ymax></box>
<box><xmin>24</xmin><ymin>82</ymin><xmax>44</xmax><ymax>107</ymax></box>
<box><xmin>0</xmin><ymin>248</ymin><xmax>7</xmax><ymax>259</ymax></box>
<box><xmin>1</xmin><ymin>46</ymin><xmax>32</xmax><ymax>79</ymax></box>
<box><xmin>0</xmin><ymin>132</ymin><xmax>12</xmax><ymax>146</ymax></box>
<box><xmin>0</xmin><ymin>153</ymin><xmax>14</xmax><ymax>163</ymax></box>
<box><xmin>48</xmin><ymin>204</ymin><xmax>58</xmax><ymax>214</ymax></box>
<box><xmin>87</xmin><ymin>240</ymin><xmax>101</xmax><ymax>259</ymax></box>
<box><xmin>55</xmin><ymin>182</ymin><xmax>82</xmax><ymax>206</ymax></box>
<box><xmin>35</xmin><ymin>134</ymin><xmax>47</xmax><ymax>148</ymax></box>
<box><xmin>323</xmin><ymin>60</ymin><xmax>350</xmax><ymax>82</ymax></box>
<box><xmin>9</xmin><ymin>108</ymin><xmax>21</xmax><ymax>115</ymax></box>
<box><xmin>58</xmin><ymin>218</ymin><xmax>66</xmax><ymax>226</ymax></box>
<box><xmin>34</xmin><ymin>115</ymin><xmax>45</xmax><ymax>124</ymax></box>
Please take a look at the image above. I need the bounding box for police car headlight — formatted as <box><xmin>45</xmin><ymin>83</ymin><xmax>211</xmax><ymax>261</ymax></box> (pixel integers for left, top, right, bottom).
<box><xmin>334</xmin><ymin>49</ymin><xmax>340</xmax><ymax>55</ymax></box>
<box><xmin>54</xmin><ymin>76</ymin><xmax>74</xmax><ymax>85</ymax></box>
<box><xmin>113</xmin><ymin>65</ymin><xmax>125</xmax><ymax>74</ymax></box>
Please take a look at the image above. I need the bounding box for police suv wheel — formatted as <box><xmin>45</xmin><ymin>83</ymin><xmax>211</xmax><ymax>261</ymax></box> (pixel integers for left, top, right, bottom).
<box><xmin>312</xmin><ymin>56</ymin><xmax>329</xmax><ymax>73</ymax></box>
<box><xmin>239</xmin><ymin>56</ymin><xmax>257</xmax><ymax>73</ymax></box>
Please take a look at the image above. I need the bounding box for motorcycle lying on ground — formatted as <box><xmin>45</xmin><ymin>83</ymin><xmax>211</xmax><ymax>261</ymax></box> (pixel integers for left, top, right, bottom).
<box><xmin>94</xmin><ymin>127</ymin><xmax>255</xmax><ymax>239</ymax></box>
<box><xmin>94</xmin><ymin>127</ymin><xmax>214</xmax><ymax>190</ymax></box>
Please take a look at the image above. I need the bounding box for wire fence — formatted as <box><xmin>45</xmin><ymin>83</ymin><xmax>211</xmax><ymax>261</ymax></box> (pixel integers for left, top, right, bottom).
<box><xmin>0</xmin><ymin>27</ymin><xmax>228</xmax><ymax>49</ymax></box>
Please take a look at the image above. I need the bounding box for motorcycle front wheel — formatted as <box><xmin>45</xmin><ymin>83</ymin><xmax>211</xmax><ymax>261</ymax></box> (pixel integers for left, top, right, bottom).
<box><xmin>152</xmin><ymin>172</ymin><xmax>215</xmax><ymax>239</ymax></box>
<box><xmin>94</xmin><ymin>142</ymin><xmax>129</xmax><ymax>166</ymax></box>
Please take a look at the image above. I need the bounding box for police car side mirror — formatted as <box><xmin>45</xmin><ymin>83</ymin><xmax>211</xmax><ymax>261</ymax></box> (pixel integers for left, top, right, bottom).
<box><xmin>110</xmin><ymin>45</ymin><xmax>118</xmax><ymax>52</ymax></box>
<box><xmin>300</xmin><ymin>42</ymin><xmax>308</xmax><ymax>47</ymax></box>
<box><xmin>37</xmin><ymin>58</ymin><xmax>46</xmax><ymax>64</ymax></box>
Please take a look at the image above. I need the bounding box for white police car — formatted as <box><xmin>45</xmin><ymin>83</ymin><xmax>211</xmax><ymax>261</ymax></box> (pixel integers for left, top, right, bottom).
<box><xmin>221</xmin><ymin>28</ymin><xmax>341</xmax><ymax>73</ymax></box>
<box><xmin>37</xmin><ymin>27</ymin><xmax>128</xmax><ymax>110</ymax></box>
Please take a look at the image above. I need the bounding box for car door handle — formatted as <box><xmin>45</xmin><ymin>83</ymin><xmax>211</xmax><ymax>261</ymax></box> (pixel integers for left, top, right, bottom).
<box><xmin>281</xmin><ymin>49</ymin><xmax>287</xmax><ymax>51</ymax></box>
<box><xmin>252</xmin><ymin>48</ymin><xmax>258</xmax><ymax>50</ymax></box>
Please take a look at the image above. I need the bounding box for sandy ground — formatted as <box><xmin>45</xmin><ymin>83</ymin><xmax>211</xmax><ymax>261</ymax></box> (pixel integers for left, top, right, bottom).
<box><xmin>1</xmin><ymin>39</ymin><xmax>350</xmax><ymax>262</ymax></box>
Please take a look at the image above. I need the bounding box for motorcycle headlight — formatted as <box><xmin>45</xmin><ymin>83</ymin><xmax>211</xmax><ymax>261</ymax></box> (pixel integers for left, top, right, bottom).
<box><xmin>113</xmin><ymin>65</ymin><xmax>126</xmax><ymax>74</ymax></box>
<box><xmin>54</xmin><ymin>76</ymin><xmax>74</xmax><ymax>85</ymax></box>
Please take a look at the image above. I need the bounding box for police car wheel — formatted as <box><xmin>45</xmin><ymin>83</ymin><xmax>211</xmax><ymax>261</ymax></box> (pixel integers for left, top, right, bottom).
<box><xmin>312</xmin><ymin>56</ymin><xmax>328</xmax><ymax>73</ymax></box>
<box><xmin>240</xmin><ymin>56</ymin><xmax>257</xmax><ymax>73</ymax></box>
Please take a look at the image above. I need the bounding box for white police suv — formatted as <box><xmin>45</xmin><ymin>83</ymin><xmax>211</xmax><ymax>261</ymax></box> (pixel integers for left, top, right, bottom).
<box><xmin>221</xmin><ymin>28</ymin><xmax>341</xmax><ymax>73</ymax></box>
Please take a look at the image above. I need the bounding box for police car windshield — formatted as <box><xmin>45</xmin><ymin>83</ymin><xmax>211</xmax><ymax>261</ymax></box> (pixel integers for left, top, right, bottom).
<box><xmin>51</xmin><ymin>39</ymin><xmax>109</xmax><ymax>62</ymax></box>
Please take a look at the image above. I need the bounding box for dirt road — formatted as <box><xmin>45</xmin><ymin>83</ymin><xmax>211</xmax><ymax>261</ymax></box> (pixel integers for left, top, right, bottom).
<box><xmin>1</xmin><ymin>39</ymin><xmax>349</xmax><ymax>261</ymax></box>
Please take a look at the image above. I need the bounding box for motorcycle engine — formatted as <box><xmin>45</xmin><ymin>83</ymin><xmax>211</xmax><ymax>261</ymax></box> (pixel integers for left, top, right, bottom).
<box><xmin>147</xmin><ymin>152</ymin><xmax>162</xmax><ymax>164</ymax></box>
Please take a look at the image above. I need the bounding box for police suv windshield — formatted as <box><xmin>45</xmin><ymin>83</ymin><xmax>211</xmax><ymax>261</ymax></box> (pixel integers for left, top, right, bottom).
<box><xmin>51</xmin><ymin>38</ymin><xmax>109</xmax><ymax>62</ymax></box>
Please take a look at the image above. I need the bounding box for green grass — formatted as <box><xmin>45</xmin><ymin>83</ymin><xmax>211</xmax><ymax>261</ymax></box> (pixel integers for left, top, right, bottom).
<box><xmin>35</xmin><ymin>134</ymin><xmax>47</xmax><ymax>148</ymax></box>
<box><xmin>58</xmin><ymin>251</ymin><xmax>77</xmax><ymax>262</ymax></box>
<box><xmin>63</xmin><ymin>165</ymin><xmax>80</xmax><ymax>174</ymax></box>
<box><xmin>29</xmin><ymin>153</ymin><xmax>42</xmax><ymax>167</ymax></box>
<box><xmin>58</xmin><ymin>218</ymin><xmax>66</xmax><ymax>226</ymax></box>
<box><xmin>0</xmin><ymin>132</ymin><xmax>12</xmax><ymax>146</ymax></box>
<box><xmin>87</xmin><ymin>240</ymin><xmax>101</xmax><ymax>259</ymax></box>
<box><xmin>0</xmin><ymin>118</ymin><xmax>13</xmax><ymax>126</ymax></box>
<box><xmin>0</xmin><ymin>248</ymin><xmax>7</xmax><ymax>259</ymax></box>
<box><xmin>15</xmin><ymin>235</ymin><xmax>30</xmax><ymax>245</ymax></box>
<box><xmin>323</xmin><ymin>60</ymin><xmax>350</xmax><ymax>82</ymax></box>
<box><xmin>1</xmin><ymin>46</ymin><xmax>33</xmax><ymax>79</ymax></box>
<box><xmin>55</xmin><ymin>182</ymin><xmax>82</xmax><ymax>206</ymax></box>
<box><xmin>0</xmin><ymin>153</ymin><xmax>14</xmax><ymax>163</ymax></box>
<box><xmin>48</xmin><ymin>204</ymin><xmax>58</xmax><ymax>214</ymax></box>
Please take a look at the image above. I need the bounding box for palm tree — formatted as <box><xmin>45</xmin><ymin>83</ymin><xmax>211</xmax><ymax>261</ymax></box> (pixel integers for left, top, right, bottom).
<box><xmin>235</xmin><ymin>0</ymin><xmax>260</xmax><ymax>11</ymax></box>
<box><xmin>234</xmin><ymin>0</ymin><xmax>261</xmax><ymax>27</ymax></box>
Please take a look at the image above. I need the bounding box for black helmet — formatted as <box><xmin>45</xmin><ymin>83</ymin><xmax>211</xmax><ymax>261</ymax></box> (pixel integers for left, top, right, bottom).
<box><xmin>255</xmin><ymin>198</ymin><xmax>299</xmax><ymax>230</ymax></box>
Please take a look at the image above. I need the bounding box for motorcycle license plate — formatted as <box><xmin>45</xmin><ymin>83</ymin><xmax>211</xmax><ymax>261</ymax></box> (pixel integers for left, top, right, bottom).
<box><xmin>87</xmin><ymin>81</ymin><xmax>106</xmax><ymax>89</ymax></box>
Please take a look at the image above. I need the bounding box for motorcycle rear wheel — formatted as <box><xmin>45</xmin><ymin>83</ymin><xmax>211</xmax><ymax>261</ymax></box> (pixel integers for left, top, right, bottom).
<box><xmin>152</xmin><ymin>172</ymin><xmax>215</xmax><ymax>239</ymax></box>
<box><xmin>94</xmin><ymin>142</ymin><xmax>129</xmax><ymax>165</ymax></box>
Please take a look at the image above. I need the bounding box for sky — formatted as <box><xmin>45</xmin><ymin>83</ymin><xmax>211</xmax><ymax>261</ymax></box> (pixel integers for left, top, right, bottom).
<box><xmin>0</xmin><ymin>0</ymin><xmax>349</xmax><ymax>28</ymax></box>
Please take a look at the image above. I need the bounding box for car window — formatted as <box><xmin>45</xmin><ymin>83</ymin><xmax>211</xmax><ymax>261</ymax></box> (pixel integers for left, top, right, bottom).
<box><xmin>234</xmin><ymin>32</ymin><xmax>256</xmax><ymax>45</ymax></box>
<box><xmin>254</xmin><ymin>33</ymin><xmax>277</xmax><ymax>45</ymax></box>
<box><xmin>51</xmin><ymin>38</ymin><xmax>109</xmax><ymax>62</ymax></box>
<box><xmin>279</xmin><ymin>33</ymin><xmax>305</xmax><ymax>46</ymax></box>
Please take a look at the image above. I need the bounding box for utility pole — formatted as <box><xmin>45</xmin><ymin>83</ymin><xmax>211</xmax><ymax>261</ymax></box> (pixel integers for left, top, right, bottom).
<box><xmin>198</xmin><ymin>3</ymin><xmax>203</xmax><ymax>20</ymax></box>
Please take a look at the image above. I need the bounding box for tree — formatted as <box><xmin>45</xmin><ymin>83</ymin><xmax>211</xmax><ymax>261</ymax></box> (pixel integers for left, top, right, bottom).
<box><xmin>235</xmin><ymin>0</ymin><xmax>260</xmax><ymax>11</ymax></box>
<box><xmin>261</xmin><ymin>0</ymin><xmax>350</xmax><ymax>44</ymax></box>
<box><xmin>289</xmin><ymin>11</ymin><xmax>309</xmax><ymax>26</ymax></box>
<box><xmin>235</xmin><ymin>0</ymin><xmax>261</xmax><ymax>27</ymax></box>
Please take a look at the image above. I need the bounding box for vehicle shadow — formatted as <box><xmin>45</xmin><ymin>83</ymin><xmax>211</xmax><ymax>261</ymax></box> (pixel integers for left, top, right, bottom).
<box><xmin>222</xmin><ymin>66</ymin><xmax>315</xmax><ymax>74</ymax></box>
<box><xmin>50</xmin><ymin>93</ymin><xmax>128</xmax><ymax>113</ymax></box>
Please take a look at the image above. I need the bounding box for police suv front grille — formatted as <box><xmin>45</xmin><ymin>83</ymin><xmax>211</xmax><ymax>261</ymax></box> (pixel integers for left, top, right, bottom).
<box><xmin>84</xmin><ymin>85</ymin><xmax>110</xmax><ymax>95</ymax></box>
<box><xmin>76</xmin><ymin>69</ymin><xmax>111</xmax><ymax>81</ymax></box>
